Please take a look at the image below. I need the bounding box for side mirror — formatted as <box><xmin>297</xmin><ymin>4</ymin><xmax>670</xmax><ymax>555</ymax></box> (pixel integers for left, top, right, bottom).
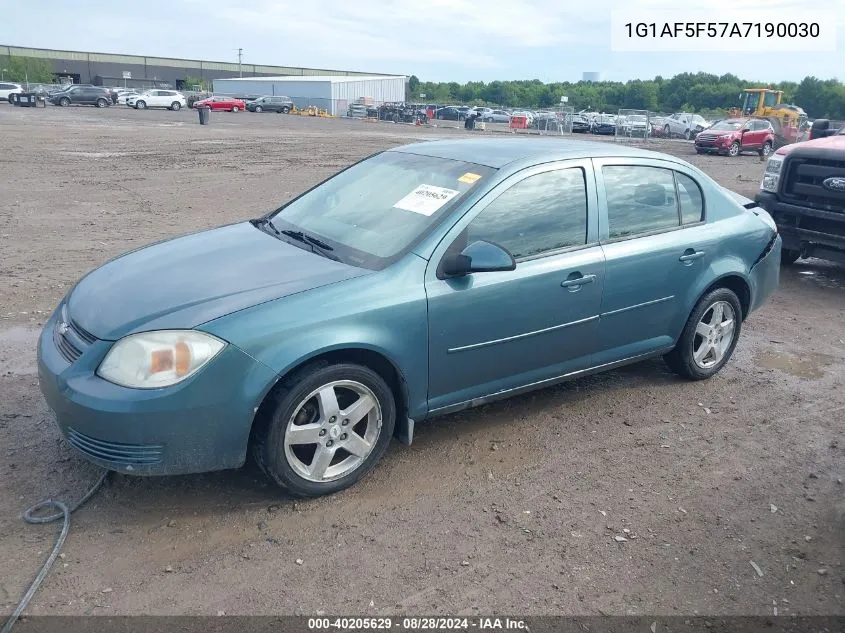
<box><xmin>441</xmin><ymin>240</ymin><xmax>516</xmax><ymax>277</ymax></box>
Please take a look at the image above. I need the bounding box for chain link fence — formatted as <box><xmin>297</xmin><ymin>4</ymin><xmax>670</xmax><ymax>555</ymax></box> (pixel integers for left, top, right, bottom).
<box><xmin>615</xmin><ymin>109</ymin><xmax>654</xmax><ymax>142</ymax></box>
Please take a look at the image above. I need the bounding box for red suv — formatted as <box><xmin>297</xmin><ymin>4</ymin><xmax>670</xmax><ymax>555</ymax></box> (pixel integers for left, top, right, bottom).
<box><xmin>694</xmin><ymin>118</ymin><xmax>775</xmax><ymax>157</ymax></box>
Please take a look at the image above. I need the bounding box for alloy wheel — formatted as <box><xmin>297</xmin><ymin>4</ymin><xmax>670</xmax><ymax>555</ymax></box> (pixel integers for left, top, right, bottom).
<box><xmin>283</xmin><ymin>380</ymin><xmax>382</xmax><ymax>483</ymax></box>
<box><xmin>692</xmin><ymin>301</ymin><xmax>736</xmax><ymax>369</ymax></box>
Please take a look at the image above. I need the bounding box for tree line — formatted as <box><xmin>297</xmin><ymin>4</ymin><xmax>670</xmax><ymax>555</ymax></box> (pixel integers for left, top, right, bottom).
<box><xmin>408</xmin><ymin>73</ymin><xmax>845</xmax><ymax>120</ymax></box>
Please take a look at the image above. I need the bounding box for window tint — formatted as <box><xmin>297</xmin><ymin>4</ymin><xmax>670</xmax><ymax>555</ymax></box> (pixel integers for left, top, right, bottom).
<box><xmin>464</xmin><ymin>168</ymin><xmax>588</xmax><ymax>260</ymax></box>
<box><xmin>603</xmin><ymin>166</ymin><xmax>679</xmax><ymax>238</ymax></box>
<box><xmin>675</xmin><ymin>172</ymin><xmax>704</xmax><ymax>224</ymax></box>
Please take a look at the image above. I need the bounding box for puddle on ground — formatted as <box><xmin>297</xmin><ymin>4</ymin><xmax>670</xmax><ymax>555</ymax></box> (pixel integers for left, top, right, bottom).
<box><xmin>753</xmin><ymin>350</ymin><xmax>836</xmax><ymax>379</ymax></box>
<box><xmin>0</xmin><ymin>327</ymin><xmax>41</xmax><ymax>376</ymax></box>
<box><xmin>58</xmin><ymin>151</ymin><xmax>126</xmax><ymax>159</ymax></box>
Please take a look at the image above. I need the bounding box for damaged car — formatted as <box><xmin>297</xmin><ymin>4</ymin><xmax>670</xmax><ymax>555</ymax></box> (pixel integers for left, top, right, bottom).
<box><xmin>38</xmin><ymin>138</ymin><xmax>781</xmax><ymax>498</ymax></box>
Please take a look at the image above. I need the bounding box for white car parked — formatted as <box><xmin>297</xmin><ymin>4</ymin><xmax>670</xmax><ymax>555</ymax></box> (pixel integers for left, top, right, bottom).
<box><xmin>0</xmin><ymin>82</ymin><xmax>24</xmax><ymax>102</ymax></box>
<box><xmin>126</xmin><ymin>90</ymin><xmax>187</xmax><ymax>111</ymax></box>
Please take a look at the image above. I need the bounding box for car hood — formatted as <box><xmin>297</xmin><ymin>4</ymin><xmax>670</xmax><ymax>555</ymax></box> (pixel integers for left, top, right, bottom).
<box><xmin>67</xmin><ymin>221</ymin><xmax>369</xmax><ymax>341</ymax></box>
<box><xmin>776</xmin><ymin>133</ymin><xmax>845</xmax><ymax>155</ymax></box>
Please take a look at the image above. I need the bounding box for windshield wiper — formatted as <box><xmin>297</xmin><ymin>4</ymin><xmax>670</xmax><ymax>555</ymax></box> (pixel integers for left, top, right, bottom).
<box><xmin>280</xmin><ymin>229</ymin><xmax>334</xmax><ymax>251</ymax></box>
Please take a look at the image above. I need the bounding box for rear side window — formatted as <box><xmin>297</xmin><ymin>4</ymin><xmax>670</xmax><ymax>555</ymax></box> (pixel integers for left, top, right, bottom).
<box><xmin>603</xmin><ymin>166</ymin><xmax>679</xmax><ymax>238</ymax></box>
<box><xmin>675</xmin><ymin>172</ymin><xmax>704</xmax><ymax>224</ymax></box>
<box><xmin>465</xmin><ymin>167</ymin><xmax>588</xmax><ymax>259</ymax></box>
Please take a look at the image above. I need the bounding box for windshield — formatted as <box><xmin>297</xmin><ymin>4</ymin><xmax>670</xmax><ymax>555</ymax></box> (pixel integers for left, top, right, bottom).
<box><xmin>711</xmin><ymin>120</ymin><xmax>743</xmax><ymax>131</ymax></box>
<box><xmin>269</xmin><ymin>151</ymin><xmax>495</xmax><ymax>269</ymax></box>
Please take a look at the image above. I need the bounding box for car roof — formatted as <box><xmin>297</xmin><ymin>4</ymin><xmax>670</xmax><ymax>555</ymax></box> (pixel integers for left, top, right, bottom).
<box><xmin>389</xmin><ymin>138</ymin><xmax>677</xmax><ymax>169</ymax></box>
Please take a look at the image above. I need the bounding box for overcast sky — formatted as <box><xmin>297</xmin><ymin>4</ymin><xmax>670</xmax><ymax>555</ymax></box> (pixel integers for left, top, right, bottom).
<box><xmin>1</xmin><ymin>0</ymin><xmax>842</xmax><ymax>83</ymax></box>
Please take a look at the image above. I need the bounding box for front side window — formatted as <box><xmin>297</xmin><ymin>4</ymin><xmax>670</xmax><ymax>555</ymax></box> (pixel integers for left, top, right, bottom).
<box><xmin>603</xmin><ymin>166</ymin><xmax>679</xmax><ymax>238</ymax></box>
<box><xmin>463</xmin><ymin>168</ymin><xmax>588</xmax><ymax>260</ymax></box>
<box><xmin>270</xmin><ymin>151</ymin><xmax>495</xmax><ymax>269</ymax></box>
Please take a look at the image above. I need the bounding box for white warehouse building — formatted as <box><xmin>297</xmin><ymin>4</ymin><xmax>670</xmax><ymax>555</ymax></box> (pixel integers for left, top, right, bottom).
<box><xmin>212</xmin><ymin>75</ymin><xmax>407</xmax><ymax>116</ymax></box>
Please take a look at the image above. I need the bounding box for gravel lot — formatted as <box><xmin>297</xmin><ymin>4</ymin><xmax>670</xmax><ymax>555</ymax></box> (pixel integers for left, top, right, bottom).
<box><xmin>0</xmin><ymin>105</ymin><xmax>843</xmax><ymax>617</ymax></box>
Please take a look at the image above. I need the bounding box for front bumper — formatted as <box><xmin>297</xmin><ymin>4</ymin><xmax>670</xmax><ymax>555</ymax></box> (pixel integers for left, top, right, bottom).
<box><xmin>755</xmin><ymin>191</ymin><xmax>845</xmax><ymax>261</ymax></box>
<box><xmin>37</xmin><ymin>305</ymin><xmax>277</xmax><ymax>476</ymax></box>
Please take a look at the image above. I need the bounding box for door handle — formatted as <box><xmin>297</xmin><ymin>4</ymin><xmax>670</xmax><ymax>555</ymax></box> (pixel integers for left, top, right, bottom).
<box><xmin>679</xmin><ymin>250</ymin><xmax>706</xmax><ymax>264</ymax></box>
<box><xmin>561</xmin><ymin>273</ymin><xmax>596</xmax><ymax>290</ymax></box>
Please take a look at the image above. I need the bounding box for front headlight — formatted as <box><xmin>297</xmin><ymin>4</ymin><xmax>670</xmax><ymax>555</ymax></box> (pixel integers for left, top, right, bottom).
<box><xmin>761</xmin><ymin>155</ymin><xmax>784</xmax><ymax>192</ymax></box>
<box><xmin>97</xmin><ymin>330</ymin><xmax>226</xmax><ymax>389</ymax></box>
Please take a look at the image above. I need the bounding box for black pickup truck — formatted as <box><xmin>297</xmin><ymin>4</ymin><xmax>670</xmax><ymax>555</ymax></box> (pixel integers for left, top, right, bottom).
<box><xmin>754</xmin><ymin>119</ymin><xmax>845</xmax><ymax>265</ymax></box>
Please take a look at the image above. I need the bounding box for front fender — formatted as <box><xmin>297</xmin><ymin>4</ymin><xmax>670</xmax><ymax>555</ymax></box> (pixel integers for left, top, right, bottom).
<box><xmin>200</xmin><ymin>255</ymin><xmax>430</xmax><ymax>430</ymax></box>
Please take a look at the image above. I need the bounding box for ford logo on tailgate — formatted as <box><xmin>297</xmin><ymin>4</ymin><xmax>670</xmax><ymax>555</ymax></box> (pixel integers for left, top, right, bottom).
<box><xmin>822</xmin><ymin>177</ymin><xmax>845</xmax><ymax>192</ymax></box>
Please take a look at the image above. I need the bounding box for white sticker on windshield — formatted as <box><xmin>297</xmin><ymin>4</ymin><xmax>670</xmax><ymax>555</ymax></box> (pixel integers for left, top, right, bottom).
<box><xmin>393</xmin><ymin>184</ymin><xmax>460</xmax><ymax>216</ymax></box>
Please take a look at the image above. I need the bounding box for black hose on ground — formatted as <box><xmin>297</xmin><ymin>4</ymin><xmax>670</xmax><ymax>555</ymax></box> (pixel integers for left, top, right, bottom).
<box><xmin>1</xmin><ymin>470</ymin><xmax>111</xmax><ymax>633</ymax></box>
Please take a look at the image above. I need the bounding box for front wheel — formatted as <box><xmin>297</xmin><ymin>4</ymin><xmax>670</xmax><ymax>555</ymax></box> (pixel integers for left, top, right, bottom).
<box><xmin>254</xmin><ymin>105</ymin><xmax>263</xmax><ymax>112</ymax></box>
<box><xmin>684</xmin><ymin>129</ymin><xmax>692</xmax><ymax>140</ymax></box>
<box><xmin>232</xmin><ymin>106</ymin><xmax>239</xmax><ymax>112</ymax></box>
<box><xmin>728</xmin><ymin>141</ymin><xmax>740</xmax><ymax>157</ymax></box>
<box><xmin>59</xmin><ymin>97</ymin><xmax>70</xmax><ymax>107</ymax></box>
<box><xmin>135</xmin><ymin>100</ymin><xmax>146</xmax><ymax>109</ymax></box>
<box><xmin>96</xmin><ymin>98</ymin><xmax>107</xmax><ymax>108</ymax></box>
<box><xmin>664</xmin><ymin>288</ymin><xmax>743</xmax><ymax>380</ymax></box>
<box><xmin>170</xmin><ymin>101</ymin><xmax>181</xmax><ymax>111</ymax></box>
<box><xmin>252</xmin><ymin>362</ymin><xmax>395</xmax><ymax>498</ymax></box>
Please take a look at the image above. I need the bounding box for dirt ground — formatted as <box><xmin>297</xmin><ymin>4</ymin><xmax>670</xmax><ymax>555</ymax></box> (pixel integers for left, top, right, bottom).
<box><xmin>0</xmin><ymin>105</ymin><xmax>843</xmax><ymax>618</ymax></box>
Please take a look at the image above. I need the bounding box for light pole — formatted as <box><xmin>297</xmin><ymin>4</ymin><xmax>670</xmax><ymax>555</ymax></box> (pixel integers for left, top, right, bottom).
<box><xmin>237</xmin><ymin>48</ymin><xmax>243</xmax><ymax>77</ymax></box>
<box><xmin>1</xmin><ymin>69</ymin><xmax>6</xmax><ymax>81</ymax></box>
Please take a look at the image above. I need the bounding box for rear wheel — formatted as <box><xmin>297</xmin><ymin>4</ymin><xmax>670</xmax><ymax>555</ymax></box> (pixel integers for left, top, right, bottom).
<box><xmin>663</xmin><ymin>124</ymin><xmax>670</xmax><ymax>136</ymax></box>
<box><xmin>281</xmin><ymin>105</ymin><xmax>291</xmax><ymax>113</ymax></box>
<box><xmin>665</xmin><ymin>288</ymin><xmax>743</xmax><ymax>380</ymax></box>
<box><xmin>728</xmin><ymin>141</ymin><xmax>740</xmax><ymax>157</ymax></box>
<box><xmin>684</xmin><ymin>128</ymin><xmax>692</xmax><ymax>140</ymax></box>
<box><xmin>232</xmin><ymin>106</ymin><xmax>239</xmax><ymax>112</ymax></box>
<box><xmin>760</xmin><ymin>141</ymin><xmax>772</xmax><ymax>157</ymax></box>
<box><xmin>170</xmin><ymin>101</ymin><xmax>181</xmax><ymax>111</ymax></box>
<box><xmin>252</xmin><ymin>362</ymin><xmax>395</xmax><ymax>498</ymax></box>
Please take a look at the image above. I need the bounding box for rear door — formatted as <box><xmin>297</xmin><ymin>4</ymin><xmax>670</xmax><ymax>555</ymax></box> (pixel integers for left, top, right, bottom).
<box><xmin>593</xmin><ymin>159</ymin><xmax>717</xmax><ymax>364</ymax></box>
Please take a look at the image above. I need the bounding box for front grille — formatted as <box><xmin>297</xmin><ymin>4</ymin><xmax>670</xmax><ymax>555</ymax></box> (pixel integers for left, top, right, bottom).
<box><xmin>782</xmin><ymin>155</ymin><xmax>845</xmax><ymax>211</ymax></box>
<box><xmin>54</xmin><ymin>326</ymin><xmax>82</xmax><ymax>362</ymax></box>
<box><xmin>67</xmin><ymin>428</ymin><xmax>164</xmax><ymax>466</ymax></box>
<box><xmin>695</xmin><ymin>135</ymin><xmax>722</xmax><ymax>147</ymax></box>
<box><xmin>53</xmin><ymin>304</ymin><xmax>98</xmax><ymax>363</ymax></box>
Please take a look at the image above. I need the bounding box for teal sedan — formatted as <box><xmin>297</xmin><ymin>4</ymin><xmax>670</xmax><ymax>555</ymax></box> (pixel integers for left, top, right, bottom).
<box><xmin>37</xmin><ymin>138</ymin><xmax>781</xmax><ymax>497</ymax></box>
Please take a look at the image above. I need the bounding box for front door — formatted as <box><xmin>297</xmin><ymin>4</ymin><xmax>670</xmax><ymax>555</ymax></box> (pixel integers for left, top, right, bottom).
<box><xmin>741</xmin><ymin>121</ymin><xmax>765</xmax><ymax>150</ymax></box>
<box><xmin>425</xmin><ymin>160</ymin><xmax>605</xmax><ymax>413</ymax></box>
<box><xmin>592</xmin><ymin>159</ymin><xmax>716</xmax><ymax>365</ymax></box>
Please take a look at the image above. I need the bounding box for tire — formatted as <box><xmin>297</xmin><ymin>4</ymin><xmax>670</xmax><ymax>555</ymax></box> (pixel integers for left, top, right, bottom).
<box><xmin>232</xmin><ymin>106</ymin><xmax>239</xmax><ymax>112</ymax></box>
<box><xmin>695</xmin><ymin>148</ymin><xmax>703</xmax><ymax>154</ymax></box>
<box><xmin>663</xmin><ymin>124</ymin><xmax>670</xmax><ymax>136</ymax></box>
<box><xmin>59</xmin><ymin>97</ymin><xmax>70</xmax><ymax>107</ymax></box>
<box><xmin>135</xmin><ymin>100</ymin><xmax>146</xmax><ymax>109</ymax></box>
<box><xmin>760</xmin><ymin>141</ymin><xmax>772</xmax><ymax>157</ymax></box>
<box><xmin>251</xmin><ymin>362</ymin><xmax>396</xmax><ymax>498</ymax></box>
<box><xmin>728</xmin><ymin>141</ymin><xmax>740</xmax><ymax>157</ymax></box>
<box><xmin>254</xmin><ymin>105</ymin><xmax>262</xmax><ymax>112</ymax></box>
<box><xmin>664</xmin><ymin>287</ymin><xmax>743</xmax><ymax>381</ymax></box>
<box><xmin>170</xmin><ymin>101</ymin><xmax>181</xmax><ymax>111</ymax></box>
<box><xmin>281</xmin><ymin>106</ymin><xmax>291</xmax><ymax>114</ymax></box>
<box><xmin>684</xmin><ymin>129</ymin><xmax>692</xmax><ymax>140</ymax></box>
<box><xmin>96</xmin><ymin>98</ymin><xmax>107</xmax><ymax>108</ymax></box>
<box><xmin>780</xmin><ymin>248</ymin><xmax>801</xmax><ymax>266</ymax></box>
